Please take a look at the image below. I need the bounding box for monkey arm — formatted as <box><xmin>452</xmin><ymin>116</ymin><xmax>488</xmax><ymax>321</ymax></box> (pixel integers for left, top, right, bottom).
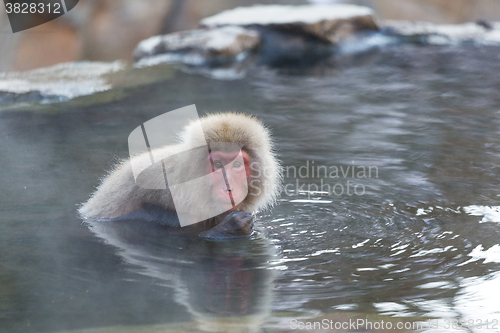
<box><xmin>114</xmin><ymin>207</ymin><xmax>254</xmax><ymax>239</ymax></box>
<box><xmin>199</xmin><ymin>211</ymin><xmax>254</xmax><ymax>240</ymax></box>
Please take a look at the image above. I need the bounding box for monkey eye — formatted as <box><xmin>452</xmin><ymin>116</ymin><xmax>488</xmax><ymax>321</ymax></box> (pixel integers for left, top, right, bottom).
<box><xmin>233</xmin><ymin>161</ymin><xmax>242</xmax><ymax>168</ymax></box>
<box><xmin>214</xmin><ymin>161</ymin><xmax>224</xmax><ymax>169</ymax></box>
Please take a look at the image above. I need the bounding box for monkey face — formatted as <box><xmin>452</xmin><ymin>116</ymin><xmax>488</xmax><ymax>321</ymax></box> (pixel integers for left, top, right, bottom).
<box><xmin>208</xmin><ymin>149</ymin><xmax>250</xmax><ymax>211</ymax></box>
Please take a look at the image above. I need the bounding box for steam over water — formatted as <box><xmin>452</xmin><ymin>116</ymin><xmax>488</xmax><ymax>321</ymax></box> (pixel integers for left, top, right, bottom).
<box><xmin>1</xmin><ymin>44</ymin><xmax>500</xmax><ymax>332</ymax></box>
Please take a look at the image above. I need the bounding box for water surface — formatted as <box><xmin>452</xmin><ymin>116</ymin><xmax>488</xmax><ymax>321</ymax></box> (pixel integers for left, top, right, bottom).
<box><xmin>1</xmin><ymin>44</ymin><xmax>500</xmax><ymax>332</ymax></box>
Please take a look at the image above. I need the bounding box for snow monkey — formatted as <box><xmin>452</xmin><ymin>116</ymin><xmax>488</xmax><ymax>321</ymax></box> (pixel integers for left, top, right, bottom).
<box><xmin>79</xmin><ymin>113</ymin><xmax>281</xmax><ymax>239</ymax></box>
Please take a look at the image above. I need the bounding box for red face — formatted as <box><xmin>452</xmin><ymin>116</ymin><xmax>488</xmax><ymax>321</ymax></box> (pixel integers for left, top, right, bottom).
<box><xmin>208</xmin><ymin>150</ymin><xmax>251</xmax><ymax>211</ymax></box>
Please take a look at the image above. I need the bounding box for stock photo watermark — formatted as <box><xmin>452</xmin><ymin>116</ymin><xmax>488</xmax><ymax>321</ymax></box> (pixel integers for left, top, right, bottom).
<box><xmin>3</xmin><ymin>0</ymin><xmax>79</xmax><ymax>33</ymax></box>
<box><xmin>282</xmin><ymin>161</ymin><xmax>379</xmax><ymax>199</ymax></box>
<box><xmin>290</xmin><ymin>318</ymin><xmax>423</xmax><ymax>331</ymax></box>
<box><xmin>289</xmin><ymin>318</ymin><xmax>500</xmax><ymax>331</ymax></box>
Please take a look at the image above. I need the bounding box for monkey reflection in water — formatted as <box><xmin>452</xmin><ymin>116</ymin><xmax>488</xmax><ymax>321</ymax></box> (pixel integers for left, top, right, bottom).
<box><xmin>80</xmin><ymin>112</ymin><xmax>281</xmax><ymax>239</ymax></box>
<box><xmin>89</xmin><ymin>219</ymin><xmax>276</xmax><ymax>331</ymax></box>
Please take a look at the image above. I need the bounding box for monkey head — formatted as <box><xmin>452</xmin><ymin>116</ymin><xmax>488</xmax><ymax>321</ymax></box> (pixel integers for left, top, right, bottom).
<box><xmin>181</xmin><ymin>113</ymin><xmax>282</xmax><ymax>215</ymax></box>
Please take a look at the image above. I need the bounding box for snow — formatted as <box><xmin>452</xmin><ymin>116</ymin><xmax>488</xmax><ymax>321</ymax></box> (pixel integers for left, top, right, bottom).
<box><xmin>205</xmin><ymin>26</ymin><xmax>259</xmax><ymax>50</ymax></box>
<box><xmin>135</xmin><ymin>53</ymin><xmax>206</xmax><ymax>68</ymax></box>
<box><xmin>467</xmin><ymin>244</ymin><xmax>500</xmax><ymax>263</ymax></box>
<box><xmin>484</xmin><ymin>25</ymin><xmax>500</xmax><ymax>44</ymax></box>
<box><xmin>135</xmin><ymin>35</ymin><xmax>163</xmax><ymax>54</ymax></box>
<box><xmin>0</xmin><ymin>61</ymin><xmax>124</xmax><ymax>101</ymax></box>
<box><xmin>135</xmin><ymin>26</ymin><xmax>259</xmax><ymax>61</ymax></box>
<box><xmin>200</xmin><ymin>4</ymin><xmax>374</xmax><ymax>27</ymax></box>
<box><xmin>463</xmin><ymin>205</ymin><xmax>500</xmax><ymax>223</ymax></box>
<box><xmin>386</xmin><ymin>21</ymin><xmax>483</xmax><ymax>38</ymax></box>
<box><xmin>383</xmin><ymin>20</ymin><xmax>500</xmax><ymax>45</ymax></box>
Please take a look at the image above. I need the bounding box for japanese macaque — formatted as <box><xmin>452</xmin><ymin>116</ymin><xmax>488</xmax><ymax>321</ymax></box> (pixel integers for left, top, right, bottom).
<box><xmin>79</xmin><ymin>113</ymin><xmax>281</xmax><ymax>239</ymax></box>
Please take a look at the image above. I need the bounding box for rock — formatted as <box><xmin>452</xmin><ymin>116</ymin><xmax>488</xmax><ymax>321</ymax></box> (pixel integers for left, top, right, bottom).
<box><xmin>133</xmin><ymin>26</ymin><xmax>260</xmax><ymax>65</ymax></box>
<box><xmin>200</xmin><ymin>4</ymin><xmax>379</xmax><ymax>44</ymax></box>
<box><xmin>0</xmin><ymin>61</ymin><xmax>124</xmax><ymax>103</ymax></box>
<box><xmin>382</xmin><ymin>20</ymin><xmax>500</xmax><ymax>45</ymax></box>
<box><xmin>0</xmin><ymin>60</ymin><xmax>179</xmax><ymax>105</ymax></box>
<box><xmin>133</xmin><ymin>4</ymin><xmax>379</xmax><ymax>74</ymax></box>
<box><xmin>372</xmin><ymin>0</ymin><xmax>500</xmax><ymax>25</ymax></box>
<box><xmin>130</xmin><ymin>4</ymin><xmax>500</xmax><ymax>80</ymax></box>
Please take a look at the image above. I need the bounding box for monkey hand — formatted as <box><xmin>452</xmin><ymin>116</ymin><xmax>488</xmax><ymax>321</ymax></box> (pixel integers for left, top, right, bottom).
<box><xmin>199</xmin><ymin>211</ymin><xmax>254</xmax><ymax>240</ymax></box>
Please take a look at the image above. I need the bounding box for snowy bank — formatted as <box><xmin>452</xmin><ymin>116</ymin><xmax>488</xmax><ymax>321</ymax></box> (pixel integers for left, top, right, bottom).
<box><xmin>134</xmin><ymin>26</ymin><xmax>260</xmax><ymax>66</ymax></box>
<box><xmin>383</xmin><ymin>20</ymin><xmax>500</xmax><ymax>45</ymax></box>
<box><xmin>0</xmin><ymin>62</ymin><xmax>124</xmax><ymax>103</ymax></box>
<box><xmin>200</xmin><ymin>4</ymin><xmax>378</xmax><ymax>44</ymax></box>
<box><xmin>132</xmin><ymin>4</ymin><xmax>379</xmax><ymax>77</ymax></box>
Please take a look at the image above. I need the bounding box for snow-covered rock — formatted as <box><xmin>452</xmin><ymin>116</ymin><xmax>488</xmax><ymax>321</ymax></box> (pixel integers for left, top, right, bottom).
<box><xmin>133</xmin><ymin>26</ymin><xmax>260</xmax><ymax>64</ymax></box>
<box><xmin>382</xmin><ymin>20</ymin><xmax>500</xmax><ymax>45</ymax></box>
<box><xmin>132</xmin><ymin>4</ymin><xmax>380</xmax><ymax>75</ymax></box>
<box><xmin>200</xmin><ymin>4</ymin><xmax>378</xmax><ymax>44</ymax></box>
<box><xmin>130</xmin><ymin>5</ymin><xmax>500</xmax><ymax>80</ymax></box>
<box><xmin>0</xmin><ymin>61</ymin><xmax>124</xmax><ymax>103</ymax></box>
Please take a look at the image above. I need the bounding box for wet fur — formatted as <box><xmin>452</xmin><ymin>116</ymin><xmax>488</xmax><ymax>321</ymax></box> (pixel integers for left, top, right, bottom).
<box><xmin>79</xmin><ymin>112</ymin><xmax>281</xmax><ymax>226</ymax></box>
